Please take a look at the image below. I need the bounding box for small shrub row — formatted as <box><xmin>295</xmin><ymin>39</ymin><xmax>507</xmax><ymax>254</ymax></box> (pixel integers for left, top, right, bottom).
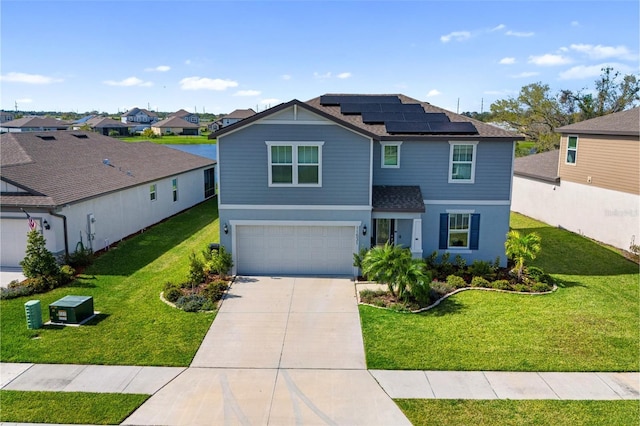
<box><xmin>0</xmin><ymin>265</ymin><xmax>76</xmax><ymax>300</ymax></box>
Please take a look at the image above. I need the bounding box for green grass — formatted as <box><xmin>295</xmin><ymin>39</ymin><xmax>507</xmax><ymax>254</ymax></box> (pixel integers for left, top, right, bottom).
<box><xmin>360</xmin><ymin>212</ymin><xmax>639</xmax><ymax>371</ymax></box>
<box><xmin>396</xmin><ymin>400</ymin><xmax>640</xmax><ymax>426</ymax></box>
<box><xmin>120</xmin><ymin>134</ymin><xmax>214</xmax><ymax>144</ymax></box>
<box><xmin>0</xmin><ymin>199</ymin><xmax>220</xmax><ymax>366</ymax></box>
<box><xmin>0</xmin><ymin>390</ymin><xmax>149</xmax><ymax>424</ymax></box>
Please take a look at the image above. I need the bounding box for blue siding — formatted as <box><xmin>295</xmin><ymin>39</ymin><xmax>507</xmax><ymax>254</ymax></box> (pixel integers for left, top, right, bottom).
<box><xmin>373</xmin><ymin>140</ymin><xmax>513</xmax><ymax>200</ymax></box>
<box><xmin>422</xmin><ymin>204</ymin><xmax>510</xmax><ymax>267</ymax></box>
<box><xmin>219</xmin><ymin>124</ymin><xmax>371</xmax><ymax>206</ymax></box>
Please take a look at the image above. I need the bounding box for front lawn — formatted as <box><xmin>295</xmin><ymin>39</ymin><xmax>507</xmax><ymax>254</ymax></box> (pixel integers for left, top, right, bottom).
<box><xmin>396</xmin><ymin>400</ymin><xmax>640</xmax><ymax>426</ymax></box>
<box><xmin>0</xmin><ymin>391</ymin><xmax>148</xmax><ymax>425</ymax></box>
<box><xmin>0</xmin><ymin>199</ymin><xmax>219</xmax><ymax>366</ymax></box>
<box><xmin>360</xmin><ymin>213</ymin><xmax>639</xmax><ymax>371</ymax></box>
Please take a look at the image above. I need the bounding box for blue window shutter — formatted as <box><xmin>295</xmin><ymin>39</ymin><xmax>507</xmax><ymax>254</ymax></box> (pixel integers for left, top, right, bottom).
<box><xmin>470</xmin><ymin>214</ymin><xmax>480</xmax><ymax>250</ymax></box>
<box><xmin>439</xmin><ymin>214</ymin><xmax>448</xmax><ymax>249</ymax></box>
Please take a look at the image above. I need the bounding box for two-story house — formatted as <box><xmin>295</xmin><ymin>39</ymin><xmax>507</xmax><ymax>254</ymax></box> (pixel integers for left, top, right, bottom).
<box><xmin>512</xmin><ymin>107</ymin><xmax>639</xmax><ymax>251</ymax></box>
<box><xmin>208</xmin><ymin>108</ymin><xmax>256</xmax><ymax>132</ymax></box>
<box><xmin>211</xmin><ymin>94</ymin><xmax>520</xmax><ymax>276</ymax></box>
<box><xmin>169</xmin><ymin>109</ymin><xmax>200</xmax><ymax>125</ymax></box>
<box><xmin>0</xmin><ymin>110</ymin><xmax>16</xmax><ymax>123</ymax></box>
<box><xmin>121</xmin><ymin>107</ymin><xmax>159</xmax><ymax>124</ymax></box>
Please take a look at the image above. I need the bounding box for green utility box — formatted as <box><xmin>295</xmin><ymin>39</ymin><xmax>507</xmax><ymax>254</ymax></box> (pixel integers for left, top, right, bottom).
<box><xmin>25</xmin><ymin>300</ymin><xmax>43</xmax><ymax>329</ymax></box>
<box><xmin>49</xmin><ymin>296</ymin><xmax>94</xmax><ymax>324</ymax></box>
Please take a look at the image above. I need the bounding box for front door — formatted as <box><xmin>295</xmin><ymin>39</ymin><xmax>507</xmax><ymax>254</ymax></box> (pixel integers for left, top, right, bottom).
<box><xmin>374</xmin><ymin>219</ymin><xmax>395</xmax><ymax>246</ymax></box>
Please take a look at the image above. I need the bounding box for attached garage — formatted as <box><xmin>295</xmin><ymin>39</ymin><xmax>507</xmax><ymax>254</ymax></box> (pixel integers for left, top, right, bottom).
<box><xmin>234</xmin><ymin>223</ymin><xmax>358</xmax><ymax>276</ymax></box>
<box><xmin>0</xmin><ymin>218</ymin><xmax>31</xmax><ymax>267</ymax></box>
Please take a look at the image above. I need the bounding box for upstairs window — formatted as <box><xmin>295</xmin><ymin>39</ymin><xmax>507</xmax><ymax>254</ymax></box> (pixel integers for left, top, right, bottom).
<box><xmin>266</xmin><ymin>142</ymin><xmax>323</xmax><ymax>187</ymax></box>
<box><xmin>566</xmin><ymin>136</ymin><xmax>578</xmax><ymax>164</ymax></box>
<box><xmin>381</xmin><ymin>142</ymin><xmax>402</xmax><ymax>168</ymax></box>
<box><xmin>449</xmin><ymin>142</ymin><xmax>478</xmax><ymax>183</ymax></box>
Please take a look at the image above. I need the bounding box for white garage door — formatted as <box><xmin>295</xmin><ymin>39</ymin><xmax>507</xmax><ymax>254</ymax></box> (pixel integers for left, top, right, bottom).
<box><xmin>0</xmin><ymin>218</ymin><xmax>31</xmax><ymax>267</ymax></box>
<box><xmin>236</xmin><ymin>225</ymin><xmax>356</xmax><ymax>276</ymax></box>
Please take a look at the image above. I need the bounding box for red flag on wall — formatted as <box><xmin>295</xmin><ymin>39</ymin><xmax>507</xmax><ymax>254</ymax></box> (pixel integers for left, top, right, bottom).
<box><xmin>21</xmin><ymin>209</ymin><xmax>37</xmax><ymax>230</ymax></box>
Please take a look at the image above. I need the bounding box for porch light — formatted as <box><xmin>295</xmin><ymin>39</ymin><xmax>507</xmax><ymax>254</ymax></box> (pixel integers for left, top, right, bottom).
<box><xmin>362</xmin><ymin>225</ymin><xmax>367</xmax><ymax>236</ymax></box>
<box><xmin>223</xmin><ymin>223</ymin><xmax>229</xmax><ymax>234</ymax></box>
<box><xmin>43</xmin><ymin>219</ymin><xmax>50</xmax><ymax>230</ymax></box>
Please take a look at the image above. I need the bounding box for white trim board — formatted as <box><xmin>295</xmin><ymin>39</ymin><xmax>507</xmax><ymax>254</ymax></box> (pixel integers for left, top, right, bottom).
<box><xmin>230</xmin><ymin>220</ymin><xmax>362</xmax><ymax>227</ymax></box>
<box><xmin>220</xmin><ymin>204</ymin><xmax>372</xmax><ymax>211</ymax></box>
<box><xmin>424</xmin><ymin>200</ymin><xmax>510</xmax><ymax>206</ymax></box>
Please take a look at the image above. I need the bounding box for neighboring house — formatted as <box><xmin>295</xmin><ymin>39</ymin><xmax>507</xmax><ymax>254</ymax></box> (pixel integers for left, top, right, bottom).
<box><xmin>210</xmin><ymin>94</ymin><xmax>520</xmax><ymax>276</ymax></box>
<box><xmin>120</xmin><ymin>107</ymin><xmax>159</xmax><ymax>124</ymax></box>
<box><xmin>1</xmin><ymin>111</ymin><xmax>16</xmax><ymax>123</ymax></box>
<box><xmin>72</xmin><ymin>116</ymin><xmax>131</xmax><ymax>136</ymax></box>
<box><xmin>512</xmin><ymin>107</ymin><xmax>640</xmax><ymax>251</ymax></box>
<box><xmin>1</xmin><ymin>131</ymin><xmax>216</xmax><ymax>268</ymax></box>
<box><xmin>208</xmin><ymin>108</ymin><xmax>256</xmax><ymax>132</ymax></box>
<box><xmin>0</xmin><ymin>117</ymin><xmax>70</xmax><ymax>133</ymax></box>
<box><xmin>151</xmin><ymin>116</ymin><xmax>200</xmax><ymax>136</ymax></box>
<box><xmin>169</xmin><ymin>109</ymin><xmax>200</xmax><ymax>125</ymax></box>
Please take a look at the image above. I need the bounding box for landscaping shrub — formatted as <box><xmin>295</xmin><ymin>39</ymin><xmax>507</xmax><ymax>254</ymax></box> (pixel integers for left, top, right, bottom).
<box><xmin>409</xmin><ymin>280</ymin><xmax>431</xmax><ymax>307</ymax></box>
<box><xmin>0</xmin><ymin>284</ymin><xmax>34</xmax><ymax>300</ymax></box>
<box><xmin>491</xmin><ymin>279</ymin><xmax>511</xmax><ymax>290</ymax></box>
<box><xmin>424</xmin><ymin>251</ymin><xmax>439</xmax><ymax>270</ymax></box>
<box><xmin>468</xmin><ymin>260</ymin><xmax>495</xmax><ymax>280</ymax></box>
<box><xmin>454</xmin><ymin>254</ymin><xmax>467</xmax><ymax>270</ymax></box>
<box><xmin>525</xmin><ymin>266</ymin><xmax>546</xmax><ymax>282</ymax></box>
<box><xmin>58</xmin><ymin>265</ymin><xmax>75</xmax><ymax>285</ymax></box>
<box><xmin>352</xmin><ymin>247</ymin><xmax>369</xmax><ymax>271</ymax></box>
<box><xmin>206</xmin><ymin>246</ymin><xmax>233</xmax><ymax>279</ymax></box>
<box><xmin>532</xmin><ymin>282</ymin><xmax>552</xmax><ymax>292</ymax></box>
<box><xmin>188</xmin><ymin>252</ymin><xmax>206</xmax><ymax>285</ymax></box>
<box><xmin>175</xmin><ymin>295</ymin><xmax>214</xmax><ymax>312</ymax></box>
<box><xmin>359</xmin><ymin>289</ymin><xmax>388</xmax><ymax>304</ymax></box>
<box><xmin>512</xmin><ymin>283</ymin><xmax>529</xmax><ymax>292</ymax></box>
<box><xmin>438</xmin><ymin>252</ymin><xmax>455</xmax><ymax>278</ymax></box>
<box><xmin>202</xmin><ymin>280</ymin><xmax>228</xmax><ymax>303</ymax></box>
<box><xmin>446</xmin><ymin>274</ymin><xmax>467</xmax><ymax>289</ymax></box>
<box><xmin>164</xmin><ymin>287</ymin><xmax>182</xmax><ymax>303</ymax></box>
<box><xmin>20</xmin><ymin>230</ymin><xmax>60</xmax><ymax>280</ymax></box>
<box><xmin>66</xmin><ymin>248</ymin><xmax>94</xmax><ymax>268</ymax></box>
<box><xmin>470</xmin><ymin>276</ymin><xmax>491</xmax><ymax>288</ymax></box>
<box><xmin>429</xmin><ymin>280</ymin><xmax>454</xmax><ymax>299</ymax></box>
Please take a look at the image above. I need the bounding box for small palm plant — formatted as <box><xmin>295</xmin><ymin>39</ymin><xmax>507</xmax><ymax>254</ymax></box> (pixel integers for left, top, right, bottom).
<box><xmin>504</xmin><ymin>230</ymin><xmax>542</xmax><ymax>282</ymax></box>
<box><xmin>361</xmin><ymin>243</ymin><xmax>428</xmax><ymax>299</ymax></box>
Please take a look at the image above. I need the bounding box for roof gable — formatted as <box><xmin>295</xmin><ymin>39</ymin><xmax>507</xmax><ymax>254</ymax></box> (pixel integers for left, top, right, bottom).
<box><xmin>153</xmin><ymin>116</ymin><xmax>200</xmax><ymax>128</ymax></box>
<box><xmin>556</xmin><ymin>107</ymin><xmax>640</xmax><ymax>136</ymax></box>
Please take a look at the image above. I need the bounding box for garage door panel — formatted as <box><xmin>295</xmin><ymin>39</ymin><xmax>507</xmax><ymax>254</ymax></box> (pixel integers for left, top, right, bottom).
<box><xmin>236</xmin><ymin>225</ymin><xmax>355</xmax><ymax>276</ymax></box>
<box><xmin>0</xmin><ymin>218</ymin><xmax>30</xmax><ymax>267</ymax></box>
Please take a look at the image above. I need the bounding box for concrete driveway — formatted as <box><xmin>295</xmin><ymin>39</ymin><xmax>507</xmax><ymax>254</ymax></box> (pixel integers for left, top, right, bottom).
<box><xmin>124</xmin><ymin>276</ymin><xmax>411</xmax><ymax>426</ymax></box>
<box><xmin>0</xmin><ymin>267</ymin><xmax>26</xmax><ymax>288</ymax></box>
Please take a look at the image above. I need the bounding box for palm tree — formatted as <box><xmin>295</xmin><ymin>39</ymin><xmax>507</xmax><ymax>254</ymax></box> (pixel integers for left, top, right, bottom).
<box><xmin>504</xmin><ymin>230</ymin><xmax>542</xmax><ymax>282</ymax></box>
<box><xmin>361</xmin><ymin>243</ymin><xmax>428</xmax><ymax>299</ymax></box>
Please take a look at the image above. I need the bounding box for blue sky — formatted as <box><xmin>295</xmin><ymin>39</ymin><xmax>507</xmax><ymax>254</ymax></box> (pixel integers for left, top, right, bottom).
<box><xmin>1</xmin><ymin>0</ymin><xmax>638</xmax><ymax>115</ymax></box>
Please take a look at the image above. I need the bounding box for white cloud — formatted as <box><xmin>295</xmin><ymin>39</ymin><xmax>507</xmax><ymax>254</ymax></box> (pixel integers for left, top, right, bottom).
<box><xmin>440</xmin><ymin>31</ymin><xmax>471</xmax><ymax>43</ymax></box>
<box><xmin>234</xmin><ymin>90</ymin><xmax>261</xmax><ymax>97</ymax></box>
<box><xmin>499</xmin><ymin>57</ymin><xmax>516</xmax><ymax>65</ymax></box>
<box><xmin>511</xmin><ymin>71</ymin><xmax>540</xmax><ymax>78</ymax></box>
<box><xmin>426</xmin><ymin>89</ymin><xmax>441</xmax><ymax>97</ymax></box>
<box><xmin>528</xmin><ymin>54</ymin><xmax>572</xmax><ymax>66</ymax></box>
<box><xmin>559</xmin><ymin>63</ymin><xmax>633</xmax><ymax>80</ymax></box>
<box><xmin>337</xmin><ymin>72</ymin><xmax>352</xmax><ymax>79</ymax></box>
<box><xmin>16</xmin><ymin>98</ymin><xmax>33</xmax><ymax>104</ymax></box>
<box><xmin>0</xmin><ymin>72</ymin><xmax>63</xmax><ymax>84</ymax></box>
<box><xmin>571</xmin><ymin>21</ymin><xmax>580</xmax><ymax>27</ymax></box>
<box><xmin>145</xmin><ymin>65</ymin><xmax>170</xmax><ymax>72</ymax></box>
<box><xmin>103</xmin><ymin>77</ymin><xmax>153</xmax><ymax>87</ymax></box>
<box><xmin>281</xmin><ymin>74</ymin><xmax>292</xmax><ymax>80</ymax></box>
<box><xmin>490</xmin><ymin>24</ymin><xmax>506</xmax><ymax>32</ymax></box>
<box><xmin>185</xmin><ymin>59</ymin><xmax>191</xmax><ymax>65</ymax></box>
<box><xmin>314</xmin><ymin>71</ymin><xmax>332</xmax><ymax>79</ymax></box>
<box><xmin>569</xmin><ymin>44</ymin><xmax>635</xmax><ymax>60</ymax></box>
<box><xmin>506</xmin><ymin>30</ymin><xmax>534</xmax><ymax>37</ymax></box>
<box><xmin>179</xmin><ymin>77</ymin><xmax>238</xmax><ymax>91</ymax></box>
<box><xmin>260</xmin><ymin>98</ymin><xmax>281</xmax><ymax>106</ymax></box>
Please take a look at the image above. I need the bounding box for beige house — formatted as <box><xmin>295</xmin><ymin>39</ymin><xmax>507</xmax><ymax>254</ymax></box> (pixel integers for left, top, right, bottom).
<box><xmin>151</xmin><ymin>116</ymin><xmax>200</xmax><ymax>136</ymax></box>
<box><xmin>512</xmin><ymin>108</ymin><xmax>640</xmax><ymax>251</ymax></box>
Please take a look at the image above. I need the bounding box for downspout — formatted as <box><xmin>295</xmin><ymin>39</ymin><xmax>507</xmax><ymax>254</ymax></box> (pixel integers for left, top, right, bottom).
<box><xmin>49</xmin><ymin>209</ymin><xmax>69</xmax><ymax>260</ymax></box>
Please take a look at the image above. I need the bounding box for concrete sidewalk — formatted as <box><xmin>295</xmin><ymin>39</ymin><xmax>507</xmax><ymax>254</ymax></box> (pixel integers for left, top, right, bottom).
<box><xmin>3</xmin><ymin>362</ymin><xmax>638</xmax><ymax>401</ymax></box>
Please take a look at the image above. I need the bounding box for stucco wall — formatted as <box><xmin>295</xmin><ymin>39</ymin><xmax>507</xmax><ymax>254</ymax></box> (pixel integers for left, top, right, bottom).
<box><xmin>512</xmin><ymin>175</ymin><xmax>640</xmax><ymax>251</ymax></box>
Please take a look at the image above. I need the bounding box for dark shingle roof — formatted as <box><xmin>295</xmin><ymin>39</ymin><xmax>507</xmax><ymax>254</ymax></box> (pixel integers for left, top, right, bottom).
<box><xmin>86</xmin><ymin>117</ymin><xmax>128</xmax><ymax>128</ymax></box>
<box><xmin>1</xmin><ymin>131</ymin><xmax>215</xmax><ymax>208</ymax></box>
<box><xmin>372</xmin><ymin>186</ymin><xmax>425</xmax><ymax>212</ymax></box>
<box><xmin>153</xmin><ymin>116</ymin><xmax>200</xmax><ymax>128</ymax></box>
<box><xmin>513</xmin><ymin>150</ymin><xmax>560</xmax><ymax>183</ymax></box>
<box><xmin>225</xmin><ymin>109</ymin><xmax>257</xmax><ymax>119</ymax></box>
<box><xmin>556</xmin><ymin>107</ymin><xmax>640</xmax><ymax>136</ymax></box>
<box><xmin>2</xmin><ymin>116</ymin><xmax>70</xmax><ymax>129</ymax></box>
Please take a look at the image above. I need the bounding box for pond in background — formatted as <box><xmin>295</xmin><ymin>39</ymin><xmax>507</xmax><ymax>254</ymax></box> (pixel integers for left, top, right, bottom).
<box><xmin>164</xmin><ymin>144</ymin><xmax>217</xmax><ymax>161</ymax></box>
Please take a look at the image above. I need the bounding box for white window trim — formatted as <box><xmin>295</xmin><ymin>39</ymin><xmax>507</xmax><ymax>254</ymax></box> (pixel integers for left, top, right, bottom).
<box><xmin>566</xmin><ymin>135</ymin><xmax>578</xmax><ymax>165</ymax></box>
<box><xmin>447</xmin><ymin>212</ymin><xmax>471</xmax><ymax>250</ymax></box>
<box><xmin>381</xmin><ymin>141</ymin><xmax>402</xmax><ymax>169</ymax></box>
<box><xmin>448</xmin><ymin>141</ymin><xmax>478</xmax><ymax>184</ymax></box>
<box><xmin>266</xmin><ymin>141</ymin><xmax>324</xmax><ymax>187</ymax></box>
<box><xmin>150</xmin><ymin>184</ymin><xmax>157</xmax><ymax>202</ymax></box>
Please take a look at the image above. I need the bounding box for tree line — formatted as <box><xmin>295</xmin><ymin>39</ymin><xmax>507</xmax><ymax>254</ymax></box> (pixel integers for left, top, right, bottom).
<box><xmin>465</xmin><ymin>67</ymin><xmax>639</xmax><ymax>152</ymax></box>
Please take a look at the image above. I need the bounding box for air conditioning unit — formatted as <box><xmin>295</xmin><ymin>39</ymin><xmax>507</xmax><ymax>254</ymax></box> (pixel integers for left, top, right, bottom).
<box><xmin>49</xmin><ymin>296</ymin><xmax>94</xmax><ymax>324</ymax></box>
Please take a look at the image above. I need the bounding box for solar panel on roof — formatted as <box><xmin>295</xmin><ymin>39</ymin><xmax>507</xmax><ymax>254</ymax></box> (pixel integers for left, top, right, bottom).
<box><xmin>385</xmin><ymin>121</ymin><xmax>478</xmax><ymax>134</ymax></box>
<box><xmin>421</xmin><ymin>113</ymin><xmax>450</xmax><ymax>122</ymax></box>
<box><xmin>320</xmin><ymin>95</ymin><xmax>401</xmax><ymax>106</ymax></box>
<box><xmin>385</xmin><ymin>121</ymin><xmax>433</xmax><ymax>133</ymax></box>
<box><xmin>362</xmin><ymin>112</ymin><xmax>405</xmax><ymax>123</ymax></box>
<box><xmin>427</xmin><ymin>122</ymin><xmax>478</xmax><ymax>134</ymax></box>
<box><xmin>340</xmin><ymin>103</ymin><xmax>382</xmax><ymax>114</ymax></box>
<box><xmin>379</xmin><ymin>103</ymin><xmax>424</xmax><ymax>113</ymax></box>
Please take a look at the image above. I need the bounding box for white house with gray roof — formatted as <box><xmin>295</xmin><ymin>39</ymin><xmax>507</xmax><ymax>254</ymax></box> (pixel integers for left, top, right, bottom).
<box><xmin>1</xmin><ymin>131</ymin><xmax>216</xmax><ymax>268</ymax></box>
